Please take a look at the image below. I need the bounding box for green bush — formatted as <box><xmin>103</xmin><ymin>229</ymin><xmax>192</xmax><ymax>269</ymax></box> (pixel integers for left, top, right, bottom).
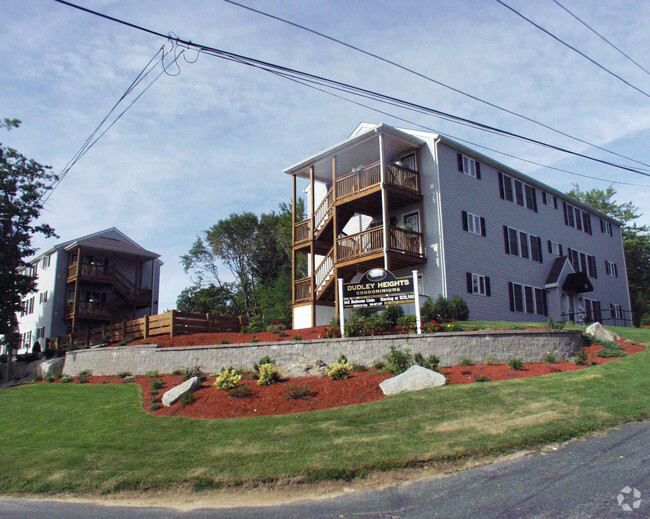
<box><xmin>78</xmin><ymin>370</ymin><xmax>92</xmax><ymax>377</ymax></box>
<box><xmin>145</xmin><ymin>370</ymin><xmax>159</xmax><ymax>378</ymax></box>
<box><xmin>350</xmin><ymin>363</ymin><xmax>367</xmax><ymax>372</ymax></box>
<box><xmin>220</xmin><ymin>339</ymin><xmax>230</xmax><ymax>344</ymax></box>
<box><xmin>396</xmin><ymin>315</ymin><xmax>417</xmax><ymax>334</ymax></box>
<box><xmin>381</xmin><ymin>305</ymin><xmax>404</xmax><ymax>328</ymax></box>
<box><xmin>474</xmin><ymin>375</ymin><xmax>491</xmax><ymax>383</ymax></box>
<box><xmin>319</xmin><ymin>325</ymin><xmax>341</xmax><ymax>339</ymax></box>
<box><xmin>179</xmin><ymin>392</ymin><xmax>195</xmax><ymax>406</ymax></box>
<box><xmin>484</xmin><ymin>354</ymin><xmax>498</xmax><ymax>366</ymax></box>
<box><xmin>149</xmin><ymin>403</ymin><xmax>162</xmax><ymax>411</ymax></box>
<box><xmin>250</xmin><ymin>337</ymin><xmax>260</xmax><ymax>343</ymax></box>
<box><xmin>421</xmin><ymin>295</ymin><xmax>469</xmax><ymax>322</ymax></box>
<box><xmin>543</xmin><ymin>352</ymin><xmax>557</xmax><ymax>363</ymax></box>
<box><xmin>574</xmin><ymin>349</ymin><xmax>589</xmax><ymax>366</ymax></box>
<box><xmin>215</xmin><ymin>368</ymin><xmax>242</xmax><ymax>390</ymax></box>
<box><xmin>123</xmin><ymin>375</ymin><xmax>137</xmax><ymax>382</ymax></box>
<box><xmin>253</xmin><ymin>356</ymin><xmax>276</xmax><ymax>374</ymax></box>
<box><xmin>459</xmin><ymin>357</ymin><xmax>474</xmax><ymax>366</ymax></box>
<box><xmin>171</xmin><ymin>369</ymin><xmax>183</xmax><ymax>376</ymax></box>
<box><xmin>117</xmin><ymin>371</ymin><xmax>132</xmax><ymax>379</ymax></box>
<box><xmin>182</xmin><ymin>366</ymin><xmax>207</xmax><ymax>382</ymax></box>
<box><xmin>413</xmin><ymin>352</ymin><xmax>440</xmax><ymax>371</ymax></box>
<box><xmin>373</xmin><ymin>360</ymin><xmax>386</xmax><ymax>370</ymax></box>
<box><xmin>151</xmin><ymin>379</ymin><xmax>165</xmax><ymax>390</ymax></box>
<box><xmin>327</xmin><ymin>362</ymin><xmax>350</xmax><ymax>381</ymax></box>
<box><xmin>257</xmin><ymin>363</ymin><xmax>280</xmax><ymax>386</ymax></box>
<box><xmin>547</xmin><ymin>317</ymin><xmax>566</xmax><ymax>330</ymax></box>
<box><xmin>45</xmin><ymin>376</ymin><xmax>55</xmax><ymax>383</ymax></box>
<box><xmin>292</xmin><ymin>335</ymin><xmax>303</xmax><ymax>341</ymax></box>
<box><xmin>227</xmin><ymin>385</ymin><xmax>252</xmax><ymax>398</ymax></box>
<box><xmin>285</xmin><ymin>383</ymin><xmax>314</xmax><ymax>400</ymax></box>
<box><xmin>507</xmin><ymin>358</ymin><xmax>524</xmax><ymax>370</ymax></box>
<box><xmin>597</xmin><ymin>342</ymin><xmax>626</xmax><ymax>358</ymax></box>
<box><xmin>384</xmin><ymin>346</ymin><xmax>413</xmax><ymax>375</ymax></box>
<box><xmin>61</xmin><ymin>376</ymin><xmax>73</xmax><ymax>384</ymax></box>
<box><xmin>150</xmin><ymin>396</ymin><xmax>161</xmax><ymax>403</ymax></box>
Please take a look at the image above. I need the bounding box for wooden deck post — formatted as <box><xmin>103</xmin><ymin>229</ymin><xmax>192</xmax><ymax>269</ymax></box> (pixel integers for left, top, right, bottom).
<box><xmin>310</xmin><ymin>165</ymin><xmax>316</xmax><ymax>327</ymax></box>
<box><xmin>292</xmin><ymin>174</ymin><xmax>296</xmax><ymax>307</ymax></box>
<box><xmin>205</xmin><ymin>313</ymin><xmax>211</xmax><ymax>333</ymax></box>
<box><xmin>170</xmin><ymin>310</ymin><xmax>176</xmax><ymax>338</ymax></box>
<box><xmin>144</xmin><ymin>315</ymin><xmax>149</xmax><ymax>339</ymax></box>
<box><xmin>121</xmin><ymin>320</ymin><xmax>127</xmax><ymax>342</ymax></box>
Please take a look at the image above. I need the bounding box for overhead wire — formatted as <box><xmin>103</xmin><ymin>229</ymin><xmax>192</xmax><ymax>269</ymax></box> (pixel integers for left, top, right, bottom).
<box><xmin>223</xmin><ymin>0</ymin><xmax>650</xmax><ymax>171</ymax></box>
<box><xmin>495</xmin><ymin>0</ymin><xmax>650</xmax><ymax>100</ymax></box>
<box><xmin>51</xmin><ymin>0</ymin><xmax>650</xmax><ymax>178</ymax></box>
<box><xmin>551</xmin><ymin>0</ymin><xmax>650</xmax><ymax>77</ymax></box>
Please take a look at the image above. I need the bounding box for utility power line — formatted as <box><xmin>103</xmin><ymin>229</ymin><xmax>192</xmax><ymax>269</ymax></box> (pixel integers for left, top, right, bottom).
<box><xmin>551</xmin><ymin>0</ymin><xmax>650</xmax><ymax>77</ymax></box>
<box><xmin>52</xmin><ymin>0</ymin><xmax>650</xmax><ymax>178</ymax></box>
<box><xmin>223</xmin><ymin>0</ymin><xmax>650</xmax><ymax>170</ymax></box>
<box><xmin>495</xmin><ymin>0</ymin><xmax>650</xmax><ymax>100</ymax></box>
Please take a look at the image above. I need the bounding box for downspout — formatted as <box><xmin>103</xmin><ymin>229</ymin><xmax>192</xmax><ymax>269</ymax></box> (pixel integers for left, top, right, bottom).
<box><xmin>378</xmin><ymin>132</ymin><xmax>390</xmax><ymax>270</ymax></box>
<box><xmin>433</xmin><ymin>136</ymin><xmax>447</xmax><ymax>298</ymax></box>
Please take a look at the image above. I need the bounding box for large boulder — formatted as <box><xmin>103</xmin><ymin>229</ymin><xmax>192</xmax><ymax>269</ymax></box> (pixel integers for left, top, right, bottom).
<box><xmin>585</xmin><ymin>322</ymin><xmax>620</xmax><ymax>342</ymax></box>
<box><xmin>379</xmin><ymin>365</ymin><xmax>446</xmax><ymax>395</ymax></box>
<box><xmin>284</xmin><ymin>359</ymin><xmax>329</xmax><ymax>378</ymax></box>
<box><xmin>37</xmin><ymin>358</ymin><xmax>65</xmax><ymax>379</ymax></box>
<box><xmin>162</xmin><ymin>376</ymin><xmax>202</xmax><ymax>407</ymax></box>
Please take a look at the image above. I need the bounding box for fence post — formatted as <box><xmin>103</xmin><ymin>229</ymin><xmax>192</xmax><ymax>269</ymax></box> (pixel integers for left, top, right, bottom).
<box><xmin>205</xmin><ymin>313</ymin><xmax>211</xmax><ymax>333</ymax></box>
<box><xmin>170</xmin><ymin>310</ymin><xmax>176</xmax><ymax>338</ymax></box>
<box><xmin>102</xmin><ymin>325</ymin><xmax>107</xmax><ymax>343</ymax></box>
<box><xmin>238</xmin><ymin>316</ymin><xmax>245</xmax><ymax>332</ymax></box>
<box><xmin>121</xmin><ymin>320</ymin><xmax>127</xmax><ymax>342</ymax></box>
<box><xmin>144</xmin><ymin>315</ymin><xmax>149</xmax><ymax>339</ymax></box>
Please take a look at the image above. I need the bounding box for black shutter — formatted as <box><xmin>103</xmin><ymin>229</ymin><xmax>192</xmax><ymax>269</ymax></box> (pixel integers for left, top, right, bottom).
<box><xmin>480</xmin><ymin>217</ymin><xmax>486</xmax><ymax>237</ymax></box>
<box><xmin>457</xmin><ymin>153</ymin><xmax>463</xmax><ymax>172</ymax></box>
<box><xmin>532</xmin><ymin>187</ymin><xmax>538</xmax><ymax>213</ymax></box>
<box><xmin>600</xmin><ymin>219</ymin><xmax>605</xmax><ymax>233</ymax></box>
<box><xmin>559</xmin><ymin>244</ymin><xmax>563</xmax><ymax>256</ymax></box>
<box><xmin>537</xmin><ymin>237</ymin><xmax>543</xmax><ymax>263</ymax></box>
<box><xmin>508</xmin><ymin>282</ymin><xmax>514</xmax><ymax>311</ymax></box>
<box><xmin>584</xmin><ymin>213</ymin><xmax>592</xmax><ymax>234</ymax></box>
<box><xmin>475</xmin><ymin>161</ymin><xmax>481</xmax><ymax>180</ymax></box>
<box><xmin>485</xmin><ymin>276</ymin><xmax>491</xmax><ymax>297</ymax></box>
<box><xmin>498</xmin><ymin>172</ymin><xmax>505</xmax><ymax>199</ymax></box>
<box><xmin>554</xmin><ymin>197</ymin><xmax>558</xmax><ymax>209</ymax></box>
<box><xmin>503</xmin><ymin>226</ymin><xmax>510</xmax><ymax>254</ymax></box>
<box><xmin>563</xmin><ymin>202</ymin><xmax>568</xmax><ymax>225</ymax></box>
<box><xmin>542</xmin><ymin>192</ymin><xmax>547</xmax><ymax>205</ymax></box>
<box><xmin>542</xmin><ymin>290</ymin><xmax>548</xmax><ymax>316</ymax></box>
<box><xmin>462</xmin><ymin>211</ymin><xmax>468</xmax><ymax>231</ymax></box>
<box><xmin>547</xmin><ymin>240</ymin><xmax>552</xmax><ymax>254</ymax></box>
<box><xmin>466</xmin><ymin>272</ymin><xmax>473</xmax><ymax>294</ymax></box>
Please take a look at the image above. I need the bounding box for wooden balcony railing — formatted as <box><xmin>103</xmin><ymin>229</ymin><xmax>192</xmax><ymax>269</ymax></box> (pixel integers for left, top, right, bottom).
<box><xmin>294</xmin><ymin>219</ymin><xmax>311</xmax><ymax>244</ymax></box>
<box><xmin>390</xmin><ymin>226</ymin><xmax>424</xmax><ymax>255</ymax></box>
<box><xmin>386</xmin><ymin>163</ymin><xmax>420</xmax><ymax>193</ymax></box>
<box><xmin>65</xmin><ymin>301</ymin><xmax>110</xmax><ymax>319</ymax></box>
<box><xmin>314</xmin><ymin>248</ymin><xmax>334</xmax><ymax>296</ymax></box>
<box><xmin>335</xmin><ymin>162</ymin><xmax>381</xmax><ymax>200</ymax></box>
<box><xmin>294</xmin><ymin>278</ymin><xmax>312</xmax><ymax>303</ymax></box>
<box><xmin>337</xmin><ymin>227</ymin><xmax>384</xmax><ymax>262</ymax></box>
<box><xmin>68</xmin><ymin>263</ymin><xmax>110</xmax><ymax>282</ymax></box>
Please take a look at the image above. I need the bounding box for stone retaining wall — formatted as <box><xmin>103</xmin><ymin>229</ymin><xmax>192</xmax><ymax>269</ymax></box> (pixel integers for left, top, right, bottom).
<box><xmin>62</xmin><ymin>330</ymin><xmax>585</xmax><ymax>376</ymax></box>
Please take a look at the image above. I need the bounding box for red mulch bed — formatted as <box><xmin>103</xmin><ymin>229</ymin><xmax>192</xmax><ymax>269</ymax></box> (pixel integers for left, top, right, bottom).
<box><xmin>41</xmin><ymin>337</ymin><xmax>645</xmax><ymax>420</ymax></box>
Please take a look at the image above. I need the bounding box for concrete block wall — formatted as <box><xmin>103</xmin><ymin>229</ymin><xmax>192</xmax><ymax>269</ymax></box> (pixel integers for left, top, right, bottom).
<box><xmin>62</xmin><ymin>330</ymin><xmax>585</xmax><ymax>376</ymax></box>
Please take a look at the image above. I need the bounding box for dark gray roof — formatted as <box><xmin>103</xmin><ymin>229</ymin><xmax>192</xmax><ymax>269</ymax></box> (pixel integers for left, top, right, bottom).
<box><xmin>545</xmin><ymin>257</ymin><xmax>572</xmax><ymax>285</ymax></box>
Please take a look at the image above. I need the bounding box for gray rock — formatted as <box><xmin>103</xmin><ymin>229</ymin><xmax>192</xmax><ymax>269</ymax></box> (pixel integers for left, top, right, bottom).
<box><xmin>284</xmin><ymin>359</ymin><xmax>329</xmax><ymax>378</ymax></box>
<box><xmin>37</xmin><ymin>358</ymin><xmax>65</xmax><ymax>379</ymax></box>
<box><xmin>379</xmin><ymin>365</ymin><xmax>446</xmax><ymax>395</ymax></box>
<box><xmin>585</xmin><ymin>322</ymin><xmax>620</xmax><ymax>342</ymax></box>
<box><xmin>162</xmin><ymin>376</ymin><xmax>202</xmax><ymax>406</ymax></box>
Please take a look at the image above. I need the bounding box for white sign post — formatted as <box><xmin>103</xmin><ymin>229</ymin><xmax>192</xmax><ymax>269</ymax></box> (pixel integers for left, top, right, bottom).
<box><xmin>413</xmin><ymin>270</ymin><xmax>421</xmax><ymax>334</ymax></box>
<box><xmin>337</xmin><ymin>277</ymin><xmax>346</xmax><ymax>337</ymax></box>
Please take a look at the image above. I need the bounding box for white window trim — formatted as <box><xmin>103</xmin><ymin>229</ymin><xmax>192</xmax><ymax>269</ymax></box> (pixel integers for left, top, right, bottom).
<box><xmin>467</xmin><ymin>212</ymin><xmax>482</xmax><ymax>235</ymax></box>
<box><xmin>461</xmin><ymin>154</ymin><xmax>479</xmax><ymax>179</ymax></box>
<box><xmin>472</xmin><ymin>273</ymin><xmax>487</xmax><ymax>296</ymax></box>
<box><xmin>505</xmin><ymin>226</ymin><xmax>542</xmax><ymax>263</ymax></box>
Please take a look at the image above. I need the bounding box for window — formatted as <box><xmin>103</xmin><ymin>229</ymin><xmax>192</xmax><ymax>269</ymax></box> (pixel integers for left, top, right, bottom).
<box><xmin>457</xmin><ymin>153</ymin><xmax>481</xmax><ymax>179</ymax></box>
<box><xmin>36</xmin><ymin>326</ymin><xmax>45</xmax><ymax>339</ymax></box>
<box><xmin>508</xmin><ymin>282</ymin><xmax>547</xmax><ymax>315</ymax></box>
<box><xmin>22</xmin><ymin>331</ymin><xmax>32</xmax><ymax>349</ymax></box>
<box><xmin>41</xmin><ymin>255</ymin><xmax>51</xmax><ymax>270</ymax></box>
<box><xmin>402</xmin><ymin>211</ymin><xmax>420</xmax><ymax>232</ymax></box>
<box><xmin>610</xmin><ymin>303</ymin><xmax>623</xmax><ymax>320</ymax></box>
<box><xmin>585</xmin><ymin>299</ymin><xmax>602</xmax><ymax>322</ymax></box>
<box><xmin>462</xmin><ymin>211</ymin><xmax>486</xmax><ymax>236</ymax></box>
<box><xmin>605</xmin><ymin>260</ymin><xmax>618</xmax><ymax>277</ymax></box>
<box><xmin>467</xmin><ymin>272</ymin><xmax>491</xmax><ymax>296</ymax></box>
<box><xmin>563</xmin><ymin>202</ymin><xmax>592</xmax><ymax>234</ymax></box>
<box><xmin>498</xmin><ymin>172</ymin><xmax>537</xmax><ymax>211</ymax></box>
<box><xmin>567</xmin><ymin>248</ymin><xmax>597</xmax><ymax>278</ymax></box>
<box><xmin>504</xmin><ymin>226</ymin><xmax>543</xmax><ymax>263</ymax></box>
<box><xmin>600</xmin><ymin>219</ymin><xmax>612</xmax><ymax>236</ymax></box>
<box><xmin>39</xmin><ymin>291</ymin><xmax>48</xmax><ymax>304</ymax></box>
<box><xmin>542</xmin><ymin>192</ymin><xmax>558</xmax><ymax>208</ymax></box>
<box><xmin>547</xmin><ymin>240</ymin><xmax>563</xmax><ymax>256</ymax></box>
<box><xmin>24</xmin><ymin>297</ymin><xmax>35</xmax><ymax>315</ymax></box>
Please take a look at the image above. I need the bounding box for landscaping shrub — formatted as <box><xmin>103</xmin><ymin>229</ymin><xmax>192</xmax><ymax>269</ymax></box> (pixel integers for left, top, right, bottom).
<box><xmin>149</xmin><ymin>403</ymin><xmax>162</xmax><ymax>411</ymax></box>
<box><xmin>507</xmin><ymin>358</ymin><xmax>524</xmax><ymax>370</ymax></box>
<box><xmin>182</xmin><ymin>366</ymin><xmax>207</xmax><ymax>382</ymax></box>
<box><xmin>544</xmin><ymin>352</ymin><xmax>557</xmax><ymax>363</ymax></box>
<box><xmin>61</xmin><ymin>376</ymin><xmax>73</xmax><ymax>384</ymax></box>
<box><xmin>383</xmin><ymin>346</ymin><xmax>413</xmax><ymax>375</ymax></box>
<box><xmin>266</xmin><ymin>321</ymin><xmax>287</xmax><ymax>333</ymax></box>
<box><xmin>179</xmin><ymin>392</ymin><xmax>195</xmax><ymax>406</ymax></box>
<box><xmin>574</xmin><ymin>349</ymin><xmax>589</xmax><ymax>366</ymax></box>
<box><xmin>293</xmin><ymin>335</ymin><xmax>303</xmax><ymax>341</ymax></box>
<box><xmin>597</xmin><ymin>342</ymin><xmax>626</xmax><ymax>358</ymax></box>
<box><xmin>253</xmin><ymin>356</ymin><xmax>276</xmax><ymax>374</ymax></box>
<box><xmin>228</xmin><ymin>385</ymin><xmax>252</xmax><ymax>398</ymax></box>
<box><xmin>77</xmin><ymin>370</ymin><xmax>92</xmax><ymax>384</ymax></box>
<box><xmin>421</xmin><ymin>321</ymin><xmax>442</xmax><ymax>333</ymax></box>
<box><xmin>117</xmin><ymin>371</ymin><xmax>132</xmax><ymax>379</ymax></box>
<box><xmin>257</xmin><ymin>363</ymin><xmax>280</xmax><ymax>386</ymax></box>
<box><xmin>45</xmin><ymin>376</ymin><xmax>55</xmax><ymax>383</ymax></box>
<box><xmin>459</xmin><ymin>357</ymin><xmax>474</xmax><ymax>366</ymax></box>
<box><xmin>327</xmin><ymin>361</ymin><xmax>350</xmax><ymax>381</ymax></box>
<box><xmin>484</xmin><ymin>354</ymin><xmax>498</xmax><ymax>365</ymax></box>
<box><xmin>150</xmin><ymin>396</ymin><xmax>161</xmax><ymax>403</ymax></box>
<box><xmin>151</xmin><ymin>379</ymin><xmax>165</xmax><ymax>390</ymax></box>
<box><xmin>171</xmin><ymin>369</ymin><xmax>183</xmax><ymax>376</ymax></box>
<box><xmin>150</xmin><ymin>390</ymin><xmax>159</xmax><ymax>396</ymax></box>
<box><xmin>474</xmin><ymin>375</ymin><xmax>491</xmax><ymax>383</ymax></box>
<box><xmin>396</xmin><ymin>315</ymin><xmax>417</xmax><ymax>334</ymax></box>
<box><xmin>381</xmin><ymin>305</ymin><xmax>404</xmax><ymax>328</ymax></box>
<box><xmin>220</xmin><ymin>339</ymin><xmax>230</xmax><ymax>344</ymax></box>
<box><xmin>215</xmin><ymin>368</ymin><xmax>242</xmax><ymax>390</ymax></box>
<box><xmin>350</xmin><ymin>363</ymin><xmax>367</xmax><ymax>372</ymax></box>
<box><xmin>250</xmin><ymin>337</ymin><xmax>260</xmax><ymax>343</ymax></box>
<box><xmin>373</xmin><ymin>360</ymin><xmax>386</xmax><ymax>370</ymax></box>
<box><xmin>422</xmin><ymin>295</ymin><xmax>469</xmax><ymax>322</ymax></box>
<box><xmin>319</xmin><ymin>325</ymin><xmax>342</xmax><ymax>339</ymax></box>
<box><xmin>285</xmin><ymin>383</ymin><xmax>314</xmax><ymax>400</ymax></box>
<box><xmin>145</xmin><ymin>370</ymin><xmax>159</xmax><ymax>378</ymax></box>
<box><xmin>449</xmin><ymin>296</ymin><xmax>470</xmax><ymax>321</ymax></box>
<box><xmin>344</xmin><ymin>315</ymin><xmax>366</xmax><ymax>337</ymax></box>
<box><xmin>547</xmin><ymin>317</ymin><xmax>566</xmax><ymax>330</ymax></box>
<box><xmin>123</xmin><ymin>375</ymin><xmax>136</xmax><ymax>382</ymax></box>
<box><xmin>414</xmin><ymin>352</ymin><xmax>440</xmax><ymax>371</ymax></box>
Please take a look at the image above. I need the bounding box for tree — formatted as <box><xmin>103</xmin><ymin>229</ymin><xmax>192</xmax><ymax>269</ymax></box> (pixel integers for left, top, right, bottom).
<box><xmin>176</xmin><ymin>283</ymin><xmax>238</xmax><ymax>315</ymax></box>
<box><xmin>0</xmin><ymin>118</ymin><xmax>57</xmax><ymax>362</ymax></box>
<box><xmin>567</xmin><ymin>184</ymin><xmax>650</xmax><ymax>326</ymax></box>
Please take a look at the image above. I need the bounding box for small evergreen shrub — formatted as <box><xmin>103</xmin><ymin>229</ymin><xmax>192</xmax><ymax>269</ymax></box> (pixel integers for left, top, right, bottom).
<box><xmin>171</xmin><ymin>369</ymin><xmax>183</xmax><ymax>376</ymax></box>
<box><xmin>319</xmin><ymin>325</ymin><xmax>342</xmax><ymax>339</ymax></box>
<box><xmin>328</xmin><ymin>361</ymin><xmax>350</xmax><ymax>381</ymax></box>
<box><xmin>574</xmin><ymin>349</ymin><xmax>589</xmax><ymax>366</ymax></box>
<box><xmin>373</xmin><ymin>360</ymin><xmax>386</xmax><ymax>370</ymax></box>
<box><xmin>215</xmin><ymin>368</ymin><xmax>242</xmax><ymax>390</ymax></box>
<box><xmin>228</xmin><ymin>385</ymin><xmax>252</xmax><ymax>398</ymax></box>
<box><xmin>350</xmin><ymin>363</ymin><xmax>367</xmax><ymax>372</ymax></box>
<box><xmin>150</xmin><ymin>396</ymin><xmax>161</xmax><ymax>403</ymax></box>
<box><xmin>78</xmin><ymin>369</ymin><xmax>92</xmax><ymax>377</ymax></box>
<box><xmin>507</xmin><ymin>358</ymin><xmax>524</xmax><ymax>370</ymax></box>
<box><xmin>292</xmin><ymin>335</ymin><xmax>303</xmax><ymax>341</ymax></box>
<box><xmin>179</xmin><ymin>392</ymin><xmax>195</xmax><ymax>406</ymax></box>
<box><xmin>151</xmin><ymin>379</ymin><xmax>165</xmax><ymax>390</ymax></box>
<box><xmin>253</xmin><ymin>356</ymin><xmax>276</xmax><ymax>373</ymax></box>
<box><xmin>257</xmin><ymin>363</ymin><xmax>280</xmax><ymax>386</ymax></box>
<box><xmin>150</xmin><ymin>390</ymin><xmax>159</xmax><ymax>396</ymax></box>
<box><xmin>484</xmin><ymin>354</ymin><xmax>498</xmax><ymax>366</ymax></box>
<box><xmin>396</xmin><ymin>315</ymin><xmax>417</xmax><ymax>334</ymax></box>
<box><xmin>414</xmin><ymin>352</ymin><xmax>440</xmax><ymax>371</ymax></box>
<box><xmin>61</xmin><ymin>376</ymin><xmax>73</xmax><ymax>384</ymax></box>
<box><xmin>145</xmin><ymin>370</ymin><xmax>159</xmax><ymax>378</ymax></box>
<box><xmin>459</xmin><ymin>357</ymin><xmax>474</xmax><ymax>366</ymax></box>
<box><xmin>220</xmin><ymin>339</ymin><xmax>230</xmax><ymax>344</ymax></box>
<box><xmin>547</xmin><ymin>317</ymin><xmax>566</xmax><ymax>330</ymax></box>
<box><xmin>384</xmin><ymin>346</ymin><xmax>413</xmax><ymax>375</ymax></box>
<box><xmin>149</xmin><ymin>403</ymin><xmax>162</xmax><ymax>411</ymax></box>
<box><xmin>597</xmin><ymin>342</ymin><xmax>626</xmax><ymax>358</ymax></box>
<box><xmin>544</xmin><ymin>352</ymin><xmax>557</xmax><ymax>363</ymax></box>
<box><xmin>285</xmin><ymin>383</ymin><xmax>314</xmax><ymax>399</ymax></box>
<box><xmin>182</xmin><ymin>366</ymin><xmax>207</xmax><ymax>381</ymax></box>
<box><xmin>45</xmin><ymin>376</ymin><xmax>55</xmax><ymax>383</ymax></box>
<box><xmin>124</xmin><ymin>375</ymin><xmax>137</xmax><ymax>382</ymax></box>
<box><xmin>474</xmin><ymin>375</ymin><xmax>491</xmax><ymax>383</ymax></box>
<box><xmin>117</xmin><ymin>371</ymin><xmax>132</xmax><ymax>379</ymax></box>
<box><xmin>250</xmin><ymin>337</ymin><xmax>260</xmax><ymax>343</ymax></box>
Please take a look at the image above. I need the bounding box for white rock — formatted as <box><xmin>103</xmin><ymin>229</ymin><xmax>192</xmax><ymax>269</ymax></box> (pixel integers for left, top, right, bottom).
<box><xmin>379</xmin><ymin>365</ymin><xmax>446</xmax><ymax>395</ymax></box>
<box><xmin>284</xmin><ymin>359</ymin><xmax>329</xmax><ymax>378</ymax></box>
<box><xmin>162</xmin><ymin>376</ymin><xmax>202</xmax><ymax>407</ymax></box>
<box><xmin>37</xmin><ymin>358</ymin><xmax>65</xmax><ymax>379</ymax></box>
<box><xmin>585</xmin><ymin>322</ymin><xmax>620</xmax><ymax>342</ymax></box>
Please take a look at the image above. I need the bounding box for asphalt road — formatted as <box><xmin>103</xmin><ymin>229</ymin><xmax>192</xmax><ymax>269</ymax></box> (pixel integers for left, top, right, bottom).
<box><xmin>1</xmin><ymin>419</ymin><xmax>648</xmax><ymax>519</ymax></box>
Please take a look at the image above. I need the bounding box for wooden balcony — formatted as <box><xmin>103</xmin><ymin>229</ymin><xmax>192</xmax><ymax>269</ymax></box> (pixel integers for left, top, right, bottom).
<box><xmin>294</xmin><ymin>278</ymin><xmax>312</xmax><ymax>303</ymax></box>
<box><xmin>335</xmin><ymin>161</ymin><xmax>421</xmax><ymax>204</ymax></box>
<box><xmin>65</xmin><ymin>301</ymin><xmax>110</xmax><ymax>320</ymax></box>
<box><xmin>67</xmin><ymin>263</ymin><xmax>111</xmax><ymax>283</ymax></box>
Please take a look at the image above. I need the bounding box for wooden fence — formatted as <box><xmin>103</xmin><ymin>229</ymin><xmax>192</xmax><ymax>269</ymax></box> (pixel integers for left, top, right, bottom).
<box><xmin>46</xmin><ymin>311</ymin><xmax>247</xmax><ymax>350</ymax></box>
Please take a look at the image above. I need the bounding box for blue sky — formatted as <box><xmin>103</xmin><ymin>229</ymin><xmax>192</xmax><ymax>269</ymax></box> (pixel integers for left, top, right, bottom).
<box><xmin>2</xmin><ymin>0</ymin><xmax>649</xmax><ymax>311</ymax></box>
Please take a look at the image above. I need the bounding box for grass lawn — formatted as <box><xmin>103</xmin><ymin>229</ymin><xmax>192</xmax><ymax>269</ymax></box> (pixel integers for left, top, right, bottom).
<box><xmin>0</xmin><ymin>324</ymin><xmax>648</xmax><ymax>495</ymax></box>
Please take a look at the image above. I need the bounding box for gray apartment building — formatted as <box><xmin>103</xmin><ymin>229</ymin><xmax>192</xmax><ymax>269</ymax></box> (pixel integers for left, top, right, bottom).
<box><xmin>287</xmin><ymin>122</ymin><xmax>631</xmax><ymax>329</ymax></box>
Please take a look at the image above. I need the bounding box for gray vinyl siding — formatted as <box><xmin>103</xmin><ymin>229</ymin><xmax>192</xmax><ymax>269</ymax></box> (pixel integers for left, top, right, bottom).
<box><xmin>432</xmin><ymin>141</ymin><xmax>630</xmax><ymax>323</ymax></box>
